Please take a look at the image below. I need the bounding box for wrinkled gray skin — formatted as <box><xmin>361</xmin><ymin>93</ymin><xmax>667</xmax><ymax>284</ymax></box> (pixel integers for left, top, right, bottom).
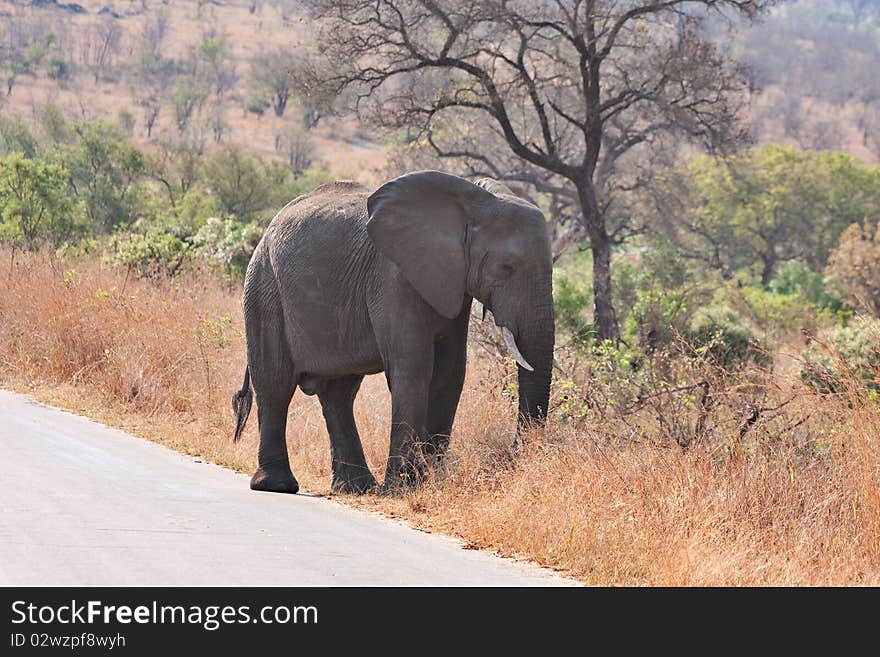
<box><xmin>231</xmin><ymin>171</ymin><xmax>554</xmax><ymax>494</ymax></box>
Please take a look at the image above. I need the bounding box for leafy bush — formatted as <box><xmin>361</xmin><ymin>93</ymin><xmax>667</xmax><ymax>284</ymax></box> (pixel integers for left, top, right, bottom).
<box><xmin>0</xmin><ymin>153</ymin><xmax>87</xmax><ymax>250</ymax></box>
<box><xmin>685</xmin><ymin>304</ymin><xmax>767</xmax><ymax>369</ymax></box>
<box><xmin>651</xmin><ymin>145</ymin><xmax>880</xmax><ymax>284</ymax></box>
<box><xmin>106</xmin><ymin>230</ymin><xmax>189</xmax><ymax>278</ymax></box>
<box><xmin>769</xmin><ymin>259</ymin><xmax>843</xmax><ymax>310</ymax></box>
<box><xmin>800</xmin><ymin>318</ymin><xmax>880</xmax><ymax>395</ymax></box>
<box><xmin>193</xmin><ymin>216</ymin><xmax>262</xmax><ymax>278</ymax></box>
<box><xmin>46</xmin><ymin>57</ymin><xmax>69</xmax><ymax>81</ymax></box>
<box><xmin>553</xmin><ymin>270</ymin><xmax>594</xmax><ymax>344</ymax></box>
<box><xmin>245</xmin><ymin>97</ymin><xmax>270</xmax><ymax>117</ymax></box>
<box><xmin>735</xmin><ymin>285</ymin><xmax>831</xmax><ymax>337</ymax></box>
<box><xmin>0</xmin><ymin>115</ymin><xmax>39</xmax><ymax>158</ymax></box>
<box><xmin>59</xmin><ymin>121</ymin><xmax>147</xmax><ymax>232</ymax></box>
<box><xmin>39</xmin><ymin>103</ymin><xmax>71</xmax><ymax>145</ymax></box>
<box><xmin>202</xmin><ymin>147</ymin><xmax>286</xmax><ymax>223</ymax></box>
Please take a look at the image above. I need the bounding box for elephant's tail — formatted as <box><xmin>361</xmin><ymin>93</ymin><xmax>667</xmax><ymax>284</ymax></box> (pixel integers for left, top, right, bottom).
<box><xmin>231</xmin><ymin>366</ymin><xmax>253</xmax><ymax>443</ymax></box>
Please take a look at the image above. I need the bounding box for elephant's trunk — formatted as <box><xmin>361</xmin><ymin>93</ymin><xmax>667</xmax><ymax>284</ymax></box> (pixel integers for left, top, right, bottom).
<box><xmin>513</xmin><ymin>298</ymin><xmax>555</xmax><ymax>429</ymax></box>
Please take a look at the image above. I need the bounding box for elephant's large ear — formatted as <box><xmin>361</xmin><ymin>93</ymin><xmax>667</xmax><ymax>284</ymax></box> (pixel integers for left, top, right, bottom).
<box><xmin>367</xmin><ymin>171</ymin><xmax>495</xmax><ymax>319</ymax></box>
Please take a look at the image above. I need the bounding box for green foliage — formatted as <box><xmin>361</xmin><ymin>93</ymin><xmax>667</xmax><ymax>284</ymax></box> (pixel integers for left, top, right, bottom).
<box><xmin>170</xmin><ymin>186</ymin><xmax>224</xmax><ymax>234</ymax></box>
<box><xmin>200</xmin><ymin>37</ymin><xmax>229</xmax><ymax>69</ymax></box>
<box><xmin>552</xmin><ymin>249</ymin><xmax>596</xmax><ymax>344</ymax></box>
<box><xmin>38</xmin><ymin>104</ymin><xmax>71</xmax><ymax>145</ymax></box>
<box><xmin>685</xmin><ymin>304</ymin><xmax>767</xmax><ymax>370</ymax></box>
<box><xmin>736</xmin><ymin>285</ymin><xmax>826</xmax><ymax>335</ymax></box>
<box><xmin>769</xmin><ymin>260</ymin><xmax>843</xmax><ymax>311</ymax></box>
<box><xmin>655</xmin><ymin>145</ymin><xmax>880</xmax><ymax>284</ymax></box>
<box><xmin>800</xmin><ymin>318</ymin><xmax>880</xmax><ymax>394</ymax></box>
<box><xmin>245</xmin><ymin>97</ymin><xmax>271</xmax><ymax>117</ymax></box>
<box><xmin>621</xmin><ymin>243</ymin><xmax>699</xmax><ymax>341</ymax></box>
<box><xmin>117</xmin><ymin>109</ymin><xmax>136</xmax><ymax>136</ymax></box>
<box><xmin>23</xmin><ymin>40</ymin><xmax>49</xmax><ymax>72</ymax></box>
<box><xmin>0</xmin><ymin>153</ymin><xmax>87</xmax><ymax>250</ymax></box>
<box><xmin>106</xmin><ymin>230</ymin><xmax>189</xmax><ymax>278</ymax></box>
<box><xmin>0</xmin><ymin>115</ymin><xmax>39</xmax><ymax>158</ymax></box>
<box><xmin>193</xmin><ymin>216</ymin><xmax>262</xmax><ymax>278</ymax></box>
<box><xmin>171</xmin><ymin>77</ymin><xmax>208</xmax><ymax>132</ymax></box>
<box><xmin>59</xmin><ymin>121</ymin><xmax>147</xmax><ymax>232</ymax></box>
<box><xmin>202</xmin><ymin>149</ymin><xmax>329</xmax><ymax>224</ymax></box>
<box><xmin>286</xmin><ymin>165</ymin><xmax>333</xmax><ymax>199</ymax></box>
<box><xmin>551</xmin><ymin>338</ymin><xmax>646</xmax><ymax>423</ymax></box>
<box><xmin>45</xmin><ymin>57</ymin><xmax>69</xmax><ymax>81</ymax></box>
<box><xmin>136</xmin><ymin>50</ymin><xmax>182</xmax><ymax>81</ymax></box>
<box><xmin>202</xmin><ymin>147</ymin><xmax>275</xmax><ymax>223</ymax></box>
<box><xmin>553</xmin><ymin>272</ymin><xmax>595</xmax><ymax>344</ymax></box>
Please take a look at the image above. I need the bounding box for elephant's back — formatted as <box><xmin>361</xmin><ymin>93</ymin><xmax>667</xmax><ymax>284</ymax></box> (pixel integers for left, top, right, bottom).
<box><xmin>269</xmin><ymin>180</ymin><xmax>370</xmax><ymax>237</ymax></box>
<box><xmin>253</xmin><ymin>179</ymin><xmax>381</xmax><ymax>374</ymax></box>
<box><xmin>262</xmin><ymin>180</ymin><xmax>372</xmax><ymax>268</ymax></box>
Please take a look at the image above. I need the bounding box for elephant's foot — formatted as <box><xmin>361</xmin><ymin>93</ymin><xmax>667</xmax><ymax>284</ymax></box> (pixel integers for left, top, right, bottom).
<box><xmin>250</xmin><ymin>463</ymin><xmax>299</xmax><ymax>494</ymax></box>
<box><xmin>380</xmin><ymin>457</ymin><xmax>426</xmax><ymax>495</ymax></box>
<box><xmin>420</xmin><ymin>437</ymin><xmax>450</xmax><ymax>466</ymax></box>
<box><xmin>330</xmin><ymin>462</ymin><xmax>376</xmax><ymax>495</ymax></box>
<box><xmin>331</xmin><ymin>463</ymin><xmax>378</xmax><ymax>495</ymax></box>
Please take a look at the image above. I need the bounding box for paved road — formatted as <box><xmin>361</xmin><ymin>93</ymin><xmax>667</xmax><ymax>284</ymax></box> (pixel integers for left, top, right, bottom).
<box><xmin>0</xmin><ymin>390</ymin><xmax>571</xmax><ymax>586</ymax></box>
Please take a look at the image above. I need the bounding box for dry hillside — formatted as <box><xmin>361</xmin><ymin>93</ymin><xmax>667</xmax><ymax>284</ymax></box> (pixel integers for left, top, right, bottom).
<box><xmin>0</xmin><ymin>0</ymin><xmax>384</xmax><ymax>181</ymax></box>
<box><xmin>2</xmin><ymin>0</ymin><xmax>878</xmax><ymax>177</ymax></box>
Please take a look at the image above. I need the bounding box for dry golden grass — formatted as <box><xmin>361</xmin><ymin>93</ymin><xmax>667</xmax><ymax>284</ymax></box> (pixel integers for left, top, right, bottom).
<box><xmin>1</xmin><ymin>252</ymin><xmax>878</xmax><ymax>585</ymax></box>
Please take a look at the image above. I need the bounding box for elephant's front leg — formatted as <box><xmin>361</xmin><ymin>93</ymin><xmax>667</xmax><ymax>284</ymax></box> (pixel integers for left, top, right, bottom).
<box><xmin>382</xmin><ymin>361</ymin><xmax>433</xmax><ymax>493</ymax></box>
<box><xmin>425</xmin><ymin>307</ymin><xmax>470</xmax><ymax>462</ymax></box>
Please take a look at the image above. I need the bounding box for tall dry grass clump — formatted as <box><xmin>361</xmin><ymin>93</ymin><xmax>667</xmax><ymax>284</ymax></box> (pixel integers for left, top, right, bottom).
<box><xmin>0</xmin><ymin>254</ymin><xmax>252</xmax><ymax>467</ymax></box>
<box><xmin>0</xmin><ymin>251</ymin><xmax>877</xmax><ymax>585</ymax></box>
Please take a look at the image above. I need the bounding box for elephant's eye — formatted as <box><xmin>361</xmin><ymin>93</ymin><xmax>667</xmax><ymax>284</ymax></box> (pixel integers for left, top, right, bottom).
<box><xmin>501</xmin><ymin>263</ymin><xmax>514</xmax><ymax>274</ymax></box>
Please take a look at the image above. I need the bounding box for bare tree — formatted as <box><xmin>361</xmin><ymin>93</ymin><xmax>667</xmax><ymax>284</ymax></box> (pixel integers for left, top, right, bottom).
<box><xmin>132</xmin><ymin>49</ymin><xmax>177</xmax><ymax>139</ymax></box>
<box><xmin>209</xmin><ymin>99</ymin><xmax>228</xmax><ymax>142</ymax></box>
<box><xmin>200</xmin><ymin>34</ymin><xmax>238</xmax><ymax>96</ymax></box>
<box><xmin>275</xmin><ymin>118</ymin><xmax>314</xmax><ymax>173</ymax></box>
<box><xmin>141</xmin><ymin>9</ymin><xmax>170</xmax><ymax>52</ymax></box>
<box><xmin>171</xmin><ymin>76</ymin><xmax>208</xmax><ymax>134</ymax></box>
<box><xmin>87</xmin><ymin>18</ymin><xmax>122</xmax><ymax>84</ymax></box>
<box><xmin>305</xmin><ymin>0</ymin><xmax>774</xmax><ymax>340</ymax></box>
<box><xmin>250</xmin><ymin>48</ymin><xmax>295</xmax><ymax>117</ymax></box>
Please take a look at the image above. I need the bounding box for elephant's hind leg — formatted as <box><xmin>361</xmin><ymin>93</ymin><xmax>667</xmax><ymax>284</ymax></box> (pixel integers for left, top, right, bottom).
<box><xmin>244</xmin><ymin>260</ymin><xmax>300</xmax><ymax>494</ymax></box>
<box><xmin>318</xmin><ymin>375</ymin><xmax>377</xmax><ymax>494</ymax></box>
<box><xmin>250</xmin><ymin>385</ymin><xmax>299</xmax><ymax>494</ymax></box>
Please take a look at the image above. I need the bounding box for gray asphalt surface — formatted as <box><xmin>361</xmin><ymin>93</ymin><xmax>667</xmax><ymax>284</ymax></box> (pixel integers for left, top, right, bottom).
<box><xmin>0</xmin><ymin>390</ymin><xmax>572</xmax><ymax>586</ymax></box>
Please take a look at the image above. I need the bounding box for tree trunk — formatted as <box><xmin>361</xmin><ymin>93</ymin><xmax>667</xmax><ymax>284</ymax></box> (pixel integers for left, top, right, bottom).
<box><xmin>577</xmin><ymin>183</ymin><xmax>618</xmax><ymax>342</ymax></box>
<box><xmin>760</xmin><ymin>254</ymin><xmax>775</xmax><ymax>287</ymax></box>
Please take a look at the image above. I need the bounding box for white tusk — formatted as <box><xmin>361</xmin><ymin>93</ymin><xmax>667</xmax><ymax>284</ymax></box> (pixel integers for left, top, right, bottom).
<box><xmin>553</xmin><ymin>358</ymin><xmax>564</xmax><ymax>373</ymax></box>
<box><xmin>501</xmin><ymin>326</ymin><xmax>534</xmax><ymax>372</ymax></box>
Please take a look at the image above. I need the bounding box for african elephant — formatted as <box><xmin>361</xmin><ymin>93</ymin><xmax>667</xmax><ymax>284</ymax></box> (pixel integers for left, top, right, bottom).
<box><xmin>231</xmin><ymin>170</ymin><xmax>554</xmax><ymax>494</ymax></box>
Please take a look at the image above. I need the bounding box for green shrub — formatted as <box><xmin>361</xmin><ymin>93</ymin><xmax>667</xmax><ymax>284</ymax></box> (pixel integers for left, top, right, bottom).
<box><xmin>107</xmin><ymin>230</ymin><xmax>190</xmax><ymax>278</ymax></box>
<box><xmin>800</xmin><ymin>318</ymin><xmax>880</xmax><ymax>395</ymax></box>
<box><xmin>0</xmin><ymin>153</ymin><xmax>88</xmax><ymax>250</ymax></box>
<box><xmin>60</xmin><ymin>121</ymin><xmax>147</xmax><ymax>232</ymax></box>
<box><xmin>0</xmin><ymin>115</ymin><xmax>39</xmax><ymax>158</ymax></box>
<box><xmin>685</xmin><ymin>304</ymin><xmax>767</xmax><ymax>369</ymax></box>
<box><xmin>46</xmin><ymin>57</ymin><xmax>69</xmax><ymax>81</ymax></box>
<box><xmin>769</xmin><ymin>260</ymin><xmax>843</xmax><ymax>310</ymax></box>
<box><xmin>553</xmin><ymin>271</ymin><xmax>594</xmax><ymax>344</ymax></box>
<box><xmin>245</xmin><ymin>98</ymin><xmax>270</xmax><ymax>117</ymax></box>
<box><xmin>736</xmin><ymin>285</ymin><xmax>828</xmax><ymax>336</ymax></box>
<box><xmin>193</xmin><ymin>216</ymin><xmax>262</xmax><ymax>279</ymax></box>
